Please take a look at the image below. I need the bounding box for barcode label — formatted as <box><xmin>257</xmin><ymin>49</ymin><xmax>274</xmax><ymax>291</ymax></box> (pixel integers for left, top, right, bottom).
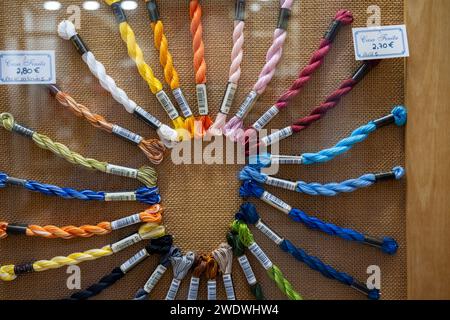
<box><xmin>207</xmin><ymin>280</ymin><xmax>217</xmax><ymax>300</ymax></box>
<box><xmin>106</xmin><ymin>164</ymin><xmax>138</xmax><ymax>179</ymax></box>
<box><xmin>236</xmin><ymin>91</ymin><xmax>258</xmax><ymax>119</ymax></box>
<box><xmin>134</xmin><ymin>106</ymin><xmax>162</xmax><ymax>130</ymax></box>
<box><xmin>187</xmin><ymin>277</ymin><xmax>200</xmax><ymax>300</ymax></box>
<box><xmin>104</xmin><ymin>192</ymin><xmax>137</xmax><ymax>202</ymax></box>
<box><xmin>165</xmin><ymin>278</ymin><xmax>181</xmax><ymax>300</ymax></box>
<box><xmin>111</xmin><ymin>213</ymin><xmax>141</xmax><ymax>230</ymax></box>
<box><xmin>196</xmin><ymin>84</ymin><xmax>209</xmax><ymax>115</ymax></box>
<box><xmin>255</xmin><ymin>220</ymin><xmax>283</xmax><ymax>245</ymax></box>
<box><xmin>266</xmin><ymin>176</ymin><xmax>297</xmax><ymax>191</ymax></box>
<box><xmin>252</xmin><ymin>106</ymin><xmax>280</xmax><ymax>131</ymax></box>
<box><xmin>223</xmin><ymin>274</ymin><xmax>236</xmax><ymax>300</ymax></box>
<box><xmin>248</xmin><ymin>242</ymin><xmax>273</xmax><ymax>270</ymax></box>
<box><xmin>261</xmin><ymin>191</ymin><xmax>292</xmax><ymax>214</ymax></box>
<box><xmin>220</xmin><ymin>82</ymin><xmax>238</xmax><ymax>115</ymax></box>
<box><xmin>112</xmin><ymin>125</ymin><xmax>143</xmax><ymax>145</ymax></box>
<box><xmin>271</xmin><ymin>155</ymin><xmax>303</xmax><ymax>165</ymax></box>
<box><xmin>156</xmin><ymin>90</ymin><xmax>179</xmax><ymax>120</ymax></box>
<box><xmin>238</xmin><ymin>255</ymin><xmax>257</xmax><ymax>285</ymax></box>
<box><xmin>173</xmin><ymin>88</ymin><xmax>193</xmax><ymax>118</ymax></box>
<box><xmin>144</xmin><ymin>264</ymin><xmax>167</xmax><ymax>293</ymax></box>
<box><xmin>260</xmin><ymin>127</ymin><xmax>293</xmax><ymax>146</ymax></box>
<box><xmin>111</xmin><ymin>233</ymin><xmax>142</xmax><ymax>253</ymax></box>
<box><xmin>120</xmin><ymin>249</ymin><xmax>148</xmax><ymax>273</ymax></box>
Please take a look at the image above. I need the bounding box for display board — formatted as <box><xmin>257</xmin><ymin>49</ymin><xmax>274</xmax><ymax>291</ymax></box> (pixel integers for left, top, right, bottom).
<box><xmin>0</xmin><ymin>0</ymin><xmax>405</xmax><ymax>300</ymax></box>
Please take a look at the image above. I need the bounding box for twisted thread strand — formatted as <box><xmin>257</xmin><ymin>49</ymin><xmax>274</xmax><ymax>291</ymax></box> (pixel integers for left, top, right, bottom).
<box><xmin>0</xmin><ymin>223</ymin><xmax>165</xmax><ymax>281</ymax></box>
<box><xmin>68</xmin><ymin>235</ymin><xmax>173</xmax><ymax>300</ymax></box>
<box><xmin>231</xmin><ymin>220</ymin><xmax>302</xmax><ymax>300</ymax></box>
<box><xmin>209</xmin><ymin>1</ymin><xmax>246</xmax><ymax>136</ymax></box>
<box><xmin>0</xmin><ymin>171</ymin><xmax>160</xmax><ymax>204</ymax></box>
<box><xmin>243</xmin><ymin>10</ymin><xmax>353</xmax><ymax>142</ymax></box>
<box><xmin>239</xmin><ymin>165</ymin><xmax>405</xmax><ymax>196</ymax></box>
<box><xmin>53</xmin><ymin>90</ymin><xmax>166</xmax><ymax>164</ymax></box>
<box><xmin>57</xmin><ymin>20</ymin><xmax>180</xmax><ymax>147</ymax></box>
<box><xmin>0</xmin><ymin>205</ymin><xmax>163</xmax><ymax>239</ymax></box>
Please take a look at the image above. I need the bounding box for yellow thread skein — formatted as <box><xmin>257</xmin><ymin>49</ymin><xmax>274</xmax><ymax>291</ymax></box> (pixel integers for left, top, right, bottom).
<box><xmin>104</xmin><ymin>0</ymin><xmax>185</xmax><ymax>131</ymax></box>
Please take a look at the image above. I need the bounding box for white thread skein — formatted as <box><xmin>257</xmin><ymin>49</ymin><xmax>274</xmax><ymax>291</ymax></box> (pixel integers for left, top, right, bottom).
<box><xmin>57</xmin><ymin>20</ymin><xmax>179</xmax><ymax>148</ymax></box>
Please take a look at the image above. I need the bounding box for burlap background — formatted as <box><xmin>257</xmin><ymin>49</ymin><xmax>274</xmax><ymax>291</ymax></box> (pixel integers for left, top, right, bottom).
<box><xmin>0</xmin><ymin>0</ymin><xmax>405</xmax><ymax>300</ymax></box>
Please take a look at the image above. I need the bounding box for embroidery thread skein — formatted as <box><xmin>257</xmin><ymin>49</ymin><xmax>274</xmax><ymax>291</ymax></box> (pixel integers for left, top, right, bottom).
<box><xmin>235</xmin><ymin>206</ymin><xmax>380</xmax><ymax>300</ymax></box>
<box><xmin>0</xmin><ymin>171</ymin><xmax>161</xmax><ymax>204</ymax></box>
<box><xmin>48</xmin><ymin>85</ymin><xmax>166</xmax><ymax>165</ymax></box>
<box><xmin>213</xmin><ymin>243</ymin><xmax>236</xmax><ymax>300</ymax></box>
<box><xmin>230</xmin><ymin>220</ymin><xmax>303</xmax><ymax>300</ymax></box>
<box><xmin>134</xmin><ymin>246</ymin><xmax>179</xmax><ymax>300</ymax></box>
<box><xmin>248</xmin><ymin>106</ymin><xmax>408</xmax><ymax>168</ymax></box>
<box><xmin>187</xmin><ymin>254</ymin><xmax>207</xmax><ymax>300</ymax></box>
<box><xmin>208</xmin><ymin>0</ymin><xmax>247</xmax><ymax>136</ymax></box>
<box><xmin>103</xmin><ymin>0</ymin><xmax>185</xmax><ymax>131</ymax></box>
<box><xmin>0</xmin><ymin>223</ymin><xmax>166</xmax><ymax>281</ymax></box>
<box><xmin>259</xmin><ymin>60</ymin><xmax>380</xmax><ymax>148</ymax></box>
<box><xmin>240</xmin><ymin>182</ymin><xmax>399</xmax><ymax>254</ymax></box>
<box><xmin>67</xmin><ymin>235</ymin><xmax>172</xmax><ymax>300</ymax></box>
<box><xmin>205</xmin><ymin>254</ymin><xmax>219</xmax><ymax>300</ymax></box>
<box><xmin>223</xmin><ymin>0</ymin><xmax>294</xmax><ymax>141</ymax></box>
<box><xmin>240</xmin><ymin>166</ymin><xmax>405</xmax><ymax>196</ymax></box>
<box><xmin>165</xmin><ymin>250</ymin><xmax>196</xmax><ymax>300</ymax></box>
<box><xmin>226</xmin><ymin>232</ymin><xmax>265</xmax><ymax>300</ymax></box>
<box><xmin>57</xmin><ymin>20</ymin><xmax>180</xmax><ymax>147</ymax></box>
<box><xmin>0</xmin><ymin>205</ymin><xmax>163</xmax><ymax>240</ymax></box>
<box><xmin>189</xmin><ymin>0</ymin><xmax>213</xmax><ymax>137</ymax></box>
<box><xmin>0</xmin><ymin>113</ymin><xmax>157</xmax><ymax>187</ymax></box>
<box><xmin>243</xmin><ymin>9</ymin><xmax>353</xmax><ymax>143</ymax></box>
<box><xmin>144</xmin><ymin>0</ymin><xmax>196</xmax><ymax>136</ymax></box>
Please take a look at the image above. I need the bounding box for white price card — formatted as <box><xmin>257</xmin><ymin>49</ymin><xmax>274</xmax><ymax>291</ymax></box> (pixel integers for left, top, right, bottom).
<box><xmin>0</xmin><ymin>50</ymin><xmax>56</xmax><ymax>84</ymax></box>
<box><xmin>352</xmin><ymin>25</ymin><xmax>409</xmax><ymax>61</ymax></box>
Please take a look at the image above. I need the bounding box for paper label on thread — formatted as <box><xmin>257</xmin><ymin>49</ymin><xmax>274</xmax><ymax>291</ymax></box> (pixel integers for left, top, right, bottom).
<box><xmin>111</xmin><ymin>233</ymin><xmax>141</xmax><ymax>253</ymax></box>
<box><xmin>111</xmin><ymin>213</ymin><xmax>141</xmax><ymax>230</ymax></box>
<box><xmin>173</xmin><ymin>88</ymin><xmax>193</xmax><ymax>118</ymax></box>
<box><xmin>255</xmin><ymin>220</ymin><xmax>283</xmax><ymax>245</ymax></box>
<box><xmin>249</xmin><ymin>242</ymin><xmax>273</xmax><ymax>270</ymax></box>
<box><xmin>261</xmin><ymin>127</ymin><xmax>293</xmax><ymax>146</ymax></box>
<box><xmin>166</xmin><ymin>278</ymin><xmax>181</xmax><ymax>300</ymax></box>
<box><xmin>261</xmin><ymin>191</ymin><xmax>292</xmax><ymax>214</ymax></box>
<box><xmin>120</xmin><ymin>249</ymin><xmax>148</xmax><ymax>273</ymax></box>
<box><xmin>253</xmin><ymin>106</ymin><xmax>280</xmax><ymax>131</ymax></box>
<box><xmin>223</xmin><ymin>274</ymin><xmax>236</xmax><ymax>300</ymax></box>
<box><xmin>236</xmin><ymin>91</ymin><xmax>258</xmax><ymax>119</ymax></box>
<box><xmin>207</xmin><ymin>280</ymin><xmax>217</xmax><ymax>300</ymax></box>
<box><xmin>134</xmin><ymin>106</ymin><xmax>162</xmax><ymax>129</ymax></box>
<box><xmin>144</xmin><ymin>264</ymin><xmax>167</xmax><ymax>293</ymax></box>
<box><xmin>187</xmin><ymin>277</ymin><xmax>200</xmax><ymax>300</ymax></box>
<box><xmin>238</xmin><ymin>255</ymin><xmax>257</xmax><ymax>285</ymax></box>
<box><xmin>196</xmin><ymin>84</ymin><xmax>209</xmax><ymax>115</ymax></box>
<box><xmin>104</xmin><ymin>192</ymin><xmax>137</xmax><ymax>202</ymax></box>
<box><xmin>220</xmin><ymin>82</ymin><xmax>238</xmax><ymax>115</ymax></box>
<box><xmin>266</xmin><ymin>176</ymin><xmax>297</xmax><ymax>191</ymax></box>
<box><xmin>156</xmin><ymin>90</ymin><xmax>179</xmax><ymax>120</ymax></box>
<box><xmin>106</xmin><ymin>164</ymin><xmax>138</xmax><ymax>179</ymax></box>
<box><xmin>352</xmin><ymin>25</ymin><xmax>409</xmax><ymax>60</ymax></box>
<box><xmin>0</xmin><ymin>50</ymin><xmax>56</xmax><ymax>84</ymax></box>
<box><xmin>112</xmin><ymin>125</ymin><xmax>143</xmax><ymax>144</ymax></box>
<box><xmin>271</xmin><ymin>155</ymin><xmax>303</xmax><ymax>165</ymax></box>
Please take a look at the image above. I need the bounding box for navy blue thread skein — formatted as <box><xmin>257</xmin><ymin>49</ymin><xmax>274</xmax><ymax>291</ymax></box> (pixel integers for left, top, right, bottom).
<box><xmin>239</xmin><ymin>181</ymin><xmax>398</xmax><ymax>254</ymax></box>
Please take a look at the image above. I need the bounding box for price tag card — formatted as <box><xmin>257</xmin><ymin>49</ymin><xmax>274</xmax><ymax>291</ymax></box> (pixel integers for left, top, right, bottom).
<box><xmin>0</xmin><ymin>50</ymin><xmax>56</xmax><ymax>84</ymax></box>
<box><xmin>352</xmin><ymin>25</ymin><xmax>409</xmax><ymax>61</ymax></box>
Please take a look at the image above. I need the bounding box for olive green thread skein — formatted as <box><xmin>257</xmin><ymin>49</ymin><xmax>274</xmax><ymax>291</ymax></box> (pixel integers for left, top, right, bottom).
<box><xmin>0</xmin><ymin>113</ymin><xmax>157</xmax><ymax>187</ymax></box>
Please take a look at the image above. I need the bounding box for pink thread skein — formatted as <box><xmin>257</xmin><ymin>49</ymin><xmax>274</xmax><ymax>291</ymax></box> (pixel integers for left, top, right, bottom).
<box><xmin>223</xmin><ymin>0</ymin><xmax>294</xmax><ymax>141</ymax></box>
<box><xmin>242</xmin><ymin>9</ymin><xmax>354</xmax><ymax>145</ymax></box>
<box><xmin>208</xmin><ymin>0</ymin><xmax>246</xmax><ymax>136</ymax></box>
